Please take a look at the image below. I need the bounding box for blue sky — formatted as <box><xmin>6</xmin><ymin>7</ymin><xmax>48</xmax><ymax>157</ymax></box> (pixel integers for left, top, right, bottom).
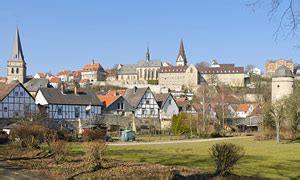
<box><xmin>0</xmin><ymin>0</ymin><xmax>299</xmax><ymax>76</ymax></box>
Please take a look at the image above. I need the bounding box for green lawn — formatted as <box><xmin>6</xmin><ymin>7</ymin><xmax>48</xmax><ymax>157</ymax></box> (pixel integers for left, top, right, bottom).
<box><xmin>105</xmin><ymin>137</ymin><xmax>300</xmax><ymax>179</ymax></box>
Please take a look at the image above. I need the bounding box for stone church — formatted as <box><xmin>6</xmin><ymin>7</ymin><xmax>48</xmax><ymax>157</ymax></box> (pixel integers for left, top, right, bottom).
<box><xmin>7</xmin><ymin>28</ymin><xmax>27</xmax><ymax>84</ymax></box>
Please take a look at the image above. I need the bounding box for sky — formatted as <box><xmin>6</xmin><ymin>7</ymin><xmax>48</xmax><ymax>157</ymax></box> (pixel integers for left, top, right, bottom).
<box><xmin>0</xmin><ymin>0</ymin><xmax>299</xmax><ymax>76</ymax></box>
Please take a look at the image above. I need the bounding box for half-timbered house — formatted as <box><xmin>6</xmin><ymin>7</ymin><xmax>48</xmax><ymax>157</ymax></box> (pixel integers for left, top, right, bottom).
<box><xmin>0</xmin><ymin>81</ymin><xmax>38</xmax><ymax>119</ymax></box>
<box><xmin>124</xmin><ymin>87</ymin><xmax>160</xmax><ymax>118</ymax></box>
<box><xmin>35</xmin><ymin>88</ymin><xmax>102</xmax><ymax>120</ymax></box>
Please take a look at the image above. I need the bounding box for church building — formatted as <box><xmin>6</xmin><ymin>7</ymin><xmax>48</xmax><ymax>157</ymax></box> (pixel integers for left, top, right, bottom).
<box><xmin>7</xmin><ymin>28</ymin><xmax>27</xmax><ymax>84</ymax></box>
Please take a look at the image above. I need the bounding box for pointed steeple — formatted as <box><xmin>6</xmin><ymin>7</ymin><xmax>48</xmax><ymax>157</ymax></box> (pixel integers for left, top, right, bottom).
<box><xmin>11</xmin><ymin>27</ymin><xmax>25</xmax><ymax>62</ymax></box>
<box><xmin>146</xmin><ymin>46</ymin><xmax>150</xmax><ymax>62</ymax></box>
<box><xmin>176</xmin><ymin>39</ymin><xmax>187</xmax><ymax>66</ymax></box>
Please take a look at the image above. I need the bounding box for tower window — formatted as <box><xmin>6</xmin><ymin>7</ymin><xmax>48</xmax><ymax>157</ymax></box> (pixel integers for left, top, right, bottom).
<box><xmin>11</xmin><ymin>68</ymin><xmax>14</xmax><ymax>74</ymax></box>
<box><xmin>16</xmin><ymin>68</ymin><xmax>19</xmax><ymax>74</ymax></box>
<box><xmin>277</xmin><ymin>84</ymin><xmax>280</xmax><ymax>88</ymax></box>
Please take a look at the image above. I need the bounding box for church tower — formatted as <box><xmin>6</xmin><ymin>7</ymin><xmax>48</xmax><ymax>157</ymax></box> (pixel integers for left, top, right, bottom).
<box><xmin>176</xmin><ymin>40</ymin><xmax>187</xmax><ymax>66</ymax></box>
<box><xmin>7</xmin><ymin>28</ymin><xmax>27</xmax><ymax>84</ymax></box>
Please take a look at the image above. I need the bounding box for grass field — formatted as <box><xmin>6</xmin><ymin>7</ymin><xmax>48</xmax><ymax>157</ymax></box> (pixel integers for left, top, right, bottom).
<box><xmin>105</xmin><ymin>137</ymin><xmax>300</xmax><ymax>179</ymax></box>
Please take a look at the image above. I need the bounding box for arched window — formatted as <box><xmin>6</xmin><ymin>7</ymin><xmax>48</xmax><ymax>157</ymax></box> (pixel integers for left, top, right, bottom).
<box><xmin>190</xmin><ymin>68</ymin><xmax>193</xmax><ymax>73</ymax></box>
<box><xmin>11</xmin><ymin>68</ymin><xmax>14</xmax><ymax>74</ymax></box>
<box><xmin>16</xmin><ymin>68</ymin><xmax>19</xmax><ymax>74</ymax></box>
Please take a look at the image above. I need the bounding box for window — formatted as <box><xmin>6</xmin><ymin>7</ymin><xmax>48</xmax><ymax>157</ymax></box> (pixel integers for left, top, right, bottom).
<box><xmin>20</xmin><ymin>92</ymin><xmax>24</xmax><ymax>96</ymax></box>
<box><xmin>169</xmin><ymin>100</ymin><xmax>171</xmax><ymax>105</ymax></box>
<box><xmin>58</xmin><ymin>108</ymin><xmax>62</xmax><ymax>115</ymax></box>
<box><xmin>11</xmin><ymin>68</ymin><xmax>14</xmax><ymax>74</ymax></box>
<box><xmin>117</xmin><ymin>103</ymin><xmax>124</xmax><ymax>110</ymax></box>
<box><xmin>142</xmin><ymin>110</ymin><xmax>146</xmax><ymax>115</ymax></box>
<box><xmin>190</xmin><ymin>68</ymin><xmax>193</xmax><ymax>73</ymax></box>
<box><xmin>14</xmin><ymin>91</ymin><xmax>19</xmax><ymax>96</ymax></box>
<box><xmin>146</xmin><ymin>100</ymin><xmax>150</xmax><ymax>104</ymax></box>
<box><xmin>75</xmin><ymin>107</ymin><xmax>79</xmax><ymax>118</ymax></box>
<box><xmin>4</xmin><ymin>107</ymin><xmax>8</xmax><ymax>112</ymax></box>
<box><xmin>16</xmin><ymin>68</ymin><xmax>19</xmax><ymax>74</ymax></box>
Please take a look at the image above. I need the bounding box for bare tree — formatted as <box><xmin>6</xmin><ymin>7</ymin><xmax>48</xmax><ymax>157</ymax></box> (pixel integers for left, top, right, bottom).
<box><xmin>247</xmin><ymin>0</ymin><xmax>300</xmax><ymax>39</ymax></box>
<box><xmin>195</xmin><ymin>61</ymin><xmax>210</xmax><ymax>69</ymax></box>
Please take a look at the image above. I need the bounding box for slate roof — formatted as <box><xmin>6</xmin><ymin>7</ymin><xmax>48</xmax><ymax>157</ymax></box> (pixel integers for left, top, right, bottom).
<box><xmin>154</xmin><ymin>93</ymin><xmax>170</xmax><ymax>108</ymax></box>
<box><xmin>123</xmin><ymin>87</ymin><xmax>149</xmax><ymax>108</ymax></box>
<box><xmin>176</xmin><ymin>40</ymin><xmax>187</xmax><ymax>62</ymax></box>
<box><xmin>10</xmin><ymin>28</ymin><xmax>25</xmax><ymax>62</ymax></box>
<box><xmin>118</xmin><ymin>64</ymin><xmax>137</xmax><ymax>75</ymax></box>
<box><xmin>136</xmin><ymin>60</ymin><xmax>162</xmax><ymax>67</ymax></box>
<box><xmin>38</xmin><ymin>88</ymin><xmax>102</xmax><ymax>106</ymax></box>
<box><xmin>198</xmin><ymin>64</ymin><xmax>244</xmax><ymax>74</ymax></box>
<box><xmin>274</xmin><ymin>65</ymin><xmax>293</xmax><ymax>77</ymax></box>
<box><xmin>159</xmin><ymin>66</ymin><xmax>188</xmax><ymax>73</ymax></box>
<box><xmin>24</xmin><ymin>78</ymin><xmax>51</xmax><ymax>92</ymax></box>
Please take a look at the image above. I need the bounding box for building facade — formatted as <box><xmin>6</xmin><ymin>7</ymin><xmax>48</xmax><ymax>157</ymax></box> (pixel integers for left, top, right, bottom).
<box><xmin>0</xmin><ymin>82</ymin><xmax>38</xmax><ymax>119</ymax></box>
<box><xmin>81</xmin><ymin>61</ymin><xmax>106</xmax><ymax>84</ymax></box>
<box><xmin>198</xmin><ymin>60</ymin><xmax>245</xmax><ymax>87</ymax></box>
<box><xmin>35</xmin><ymin>88</ymin><xmax>102</xmax><ymax>120</ymax></box>
<box><xmin>271</xmin><ymin>66</ymin><xmax>294</xmax><ymax>104</ymax></box>
<box><xmin>117</xmin><ymin>47</ymin><xmax>162</xmax><ymax>83</ymax></box>
<box><xmin>7</xmin><ymin>28</ymin><xmax>27</xmax><ymax>84</ymax></box>
<box><xmin>159</xmin><ymin>64</ymin><xmax>200</xmax><ymax>89</ymax></box>
<box><xmin>154</xmin><ymin>93</ymin><xmax>179</xmax><ymax>120</ymax></box>
<box><xmin>266</xmin><ymin>59</ymin><xmax>293</xmax><ymax>79</ymax></box>
<box><xmin>124</xmin><ymin>87</ymin><xmax>160</xmax><ymax>118</ymax></box>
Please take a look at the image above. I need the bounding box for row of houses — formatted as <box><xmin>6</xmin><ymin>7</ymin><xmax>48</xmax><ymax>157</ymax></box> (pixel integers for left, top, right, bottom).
<box><xmin>0</xmin><ymin>81</ymin><xmax>180</xmax><ymax>129</ymax></box>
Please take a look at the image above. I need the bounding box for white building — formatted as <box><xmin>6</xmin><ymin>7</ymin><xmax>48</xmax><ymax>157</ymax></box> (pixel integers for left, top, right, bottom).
<box><xmin>124</xmin><ymin>87</ymin><xmax>160</xmax><ymax>118</ymax></box>
<box><xmin>0</xmin><ymin>81</ymin><xmax>38</xmax><ymax>119</ymax></box>
<box><xmin>154</xmin><ymin>93</ymin><xmax>179</xmax><ymax>120</ymax></box>
<box><xmin>35</xmin><ymin>88</ymin><xmax>102</xmax><ymax>120</ymax></box>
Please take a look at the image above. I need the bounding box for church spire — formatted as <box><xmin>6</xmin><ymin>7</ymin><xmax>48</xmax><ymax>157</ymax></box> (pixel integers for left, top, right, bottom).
<box><xmin>146</xmin><ymin>46</ymin><xmax>150</xmax><ymax>62</ymax></box>
<box><xmin>176</xmin><ymin>39</ymin><xmax>187</xmax><ymax>66</ymax></box>
<box><xmin>11</xmin><ymin>27</ymin><xmax>25</xmax><ymax>62</ymax></box>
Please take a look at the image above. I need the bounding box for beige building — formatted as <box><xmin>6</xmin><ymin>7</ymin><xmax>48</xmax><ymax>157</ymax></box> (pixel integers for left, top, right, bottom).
<box><xmin>159</xmin><ymin>64</ymin><xmax>200</xmax><ymax>89</ymax></box>
<box><xmin>159</xmin><ymin>40</ymin><xmax>201</xmax><ymax>89</ymax></box>
<box><xmin>198</xmin><ymin>60</ymin><xmax>245</xmax><ymax>87</ymax></box>
<box><xmin>81</xmin><ymin>60</ymin><xmax>106</xmax><ymax>84</ymax></box>
<box><xmin>7</xmin><ymin>28</ymin><xmax>27</xmax><ymax>84</ymax></box>
<box><xmin>271</xmin><ymin>66</ymin><xmax>294</xmax><ymax>104</ymax></box>
<box><xmin>266</xmin><ymin>59</ymin><xmax>293</xmax><ymax>79</ymax></box>
<box><xmin>117</xmin><ymin>47</ymin><xmax>162</xmax><ymax>83</ymax></box>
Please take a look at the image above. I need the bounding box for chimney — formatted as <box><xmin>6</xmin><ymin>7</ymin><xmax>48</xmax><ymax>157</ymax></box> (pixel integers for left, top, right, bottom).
<box><xmin>74</xmin><ymin>86</ymin><xmax>78</xmax><ymax>95</ymax></box>
<box><xmin>60</xmin><ymin>84</ymin><xmax>65</xmax><ymax>94</ymax></box>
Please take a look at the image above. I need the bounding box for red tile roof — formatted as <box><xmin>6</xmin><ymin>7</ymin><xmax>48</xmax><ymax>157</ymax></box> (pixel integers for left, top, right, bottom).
<box><xmin>98</xmin><ymin>95</ymin><xmax>119</xmax><ymax>107</ymax></box>
<box><xmin>49</xmin><ymin>77</ymin><xmax>61</xmax><ymax>83</ymax></box>
<box><xmin>237</xmin><ymin>104</ymin><xmax>251</xmax><ymax>113</ymax></box>
<box><xmin>79</xmin><ymin>79</ymin><xmax>90</xmax><ymax>83</ymax></box>
<box><xmin>36</xmin><ymin>73</ymin><xmax>46</xmax><ymax>78</ymax></box>
<box><xmin>0</xmin><ymin>82</ymin><xmax>19</xmax><ymax>101</ymax></box>
<box><xmin>106</xmin><ymin>89</ymin><xmax>126</xmax><ymax>96</ymax></box>
<box><xmin>57</xmin><ymin>70</ymin><xmax>72</xmax><ymax>76</ymax></box>
<box><xmin>81</xmin><ymin>63</ymin><xmax>103</xmax><ymax>72</ymax></box>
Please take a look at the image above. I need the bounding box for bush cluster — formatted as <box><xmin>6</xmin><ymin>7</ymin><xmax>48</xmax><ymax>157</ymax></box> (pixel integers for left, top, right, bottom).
<box><xmin>83</xmin><ymin>128</ymin><xmax>106</xmax><ymax>142</ymax></box>
<box><xmin>210</xmin><ymin>142</ymin><xmax>244</xmax><ymax>176</ymax></box>
<box><xmin>85</xmin><ymin>141</ymin><xmax>107</xmax><ymax>171</ymax></box>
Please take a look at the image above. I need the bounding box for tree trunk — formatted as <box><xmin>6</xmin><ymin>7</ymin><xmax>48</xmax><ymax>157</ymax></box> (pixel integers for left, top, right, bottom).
<box><xmin>276</xmin><ymin>119</ymin><xmax>280</xmax><ymax>144</ymax></box>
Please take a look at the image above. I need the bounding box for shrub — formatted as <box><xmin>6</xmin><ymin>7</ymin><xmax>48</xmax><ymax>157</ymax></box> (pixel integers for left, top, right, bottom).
<box><xmin>147</xmin><ymin>80</ymin><xmax>158</xmax><ymax>85</ymax></box>
<box><xmin>209</xmin><ymin>142</ymin><xmax>244</xmax><ymax>176</ymax></box>
<box><xmin>83</xmin><ymin>128</ymin><xmax>106</xmax><ymax>142</ymax></box>
<box><xmin>85</xmin><ymin>141</ymin><xmax>107</xmax><ymax>171</ymax></box>
<box><xmin>254</xmin><ymin>129</ymin><xmax>276</xmax><ymax>141</ymax></box>
<box><xmin>210</xmin><ymin>132</ymin><xmax>221</xmax><ymax>138</ymax></box>
<box><xmin>50</xmin><ymin>140</ymin><xmax>69</xmax><ymax>164</ymax></box>
<box><xmin>9</xmin><ymin>122</ymin><xmax>46</xmax><ymax>148</ymax></box>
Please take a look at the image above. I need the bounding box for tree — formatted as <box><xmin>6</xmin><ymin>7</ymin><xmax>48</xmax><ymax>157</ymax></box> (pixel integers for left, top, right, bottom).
<box><xmin>248</xmin><ymin>0</ymin><xmax>300</xmax><ymax>39</ymax></box>
<box><xmin>245</xmin><ymin>64</ymin><xmax>255</xmax><ymax>75</ymax></box>
<box><xmin>195</xmin><ymin>61</ymin><xmax>210</xmax><ymax>69</ymax></box>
